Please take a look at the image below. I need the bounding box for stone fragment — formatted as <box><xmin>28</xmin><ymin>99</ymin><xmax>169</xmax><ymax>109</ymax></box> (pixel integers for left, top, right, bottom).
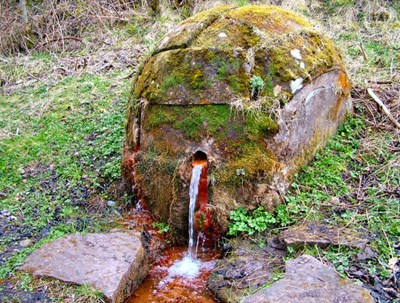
<box><xmin>107</xmin><ymin>200</ymin><xmax>116</xmax><ymax>207</ymax></box>
<box><xmin>242</xmin><ymin>254</ymin><xmax>374</xmax><ymax>303</ymax></box>
<box><xmin>19</xmin><ymin>239</ymin><xmax>34</xmax><ymax>248</ymax></box>
<box><xmin>356</xmin><ymin>246</ymin><xmax>376</xmax><ymax>261</ymax></box>
<box><xmin>19</xmin><ymin>232</ymin><xmax>148</xmax><ymax>303</ymax></box>
<box><xmin>281</xmin><ymin>221</ymin><xmax>369</xmax><ymax>249</ymax></box>
<box><xmin>207</xmin><ymin>236</ymin><xmax>286</xmax><ymax>303</ymax></box>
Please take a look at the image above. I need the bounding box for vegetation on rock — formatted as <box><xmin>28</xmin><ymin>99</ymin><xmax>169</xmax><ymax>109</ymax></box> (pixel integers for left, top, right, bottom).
<box><xmin>0</xmin><ymin>0</ymin><xmax>399</xmax><ymax>302</ymax></box>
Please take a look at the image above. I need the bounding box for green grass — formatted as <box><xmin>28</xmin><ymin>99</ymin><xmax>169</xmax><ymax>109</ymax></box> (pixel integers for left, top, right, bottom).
<box><xmin>0</xmin><ymin>71</ymin><xmax>131</xmax><ymax>279</ymax></box>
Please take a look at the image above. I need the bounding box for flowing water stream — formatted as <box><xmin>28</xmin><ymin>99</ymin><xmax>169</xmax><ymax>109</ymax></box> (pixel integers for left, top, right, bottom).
<box><xmin>188</xmin><ymin>164</ymin><xmax>202</xmax><ymax>260</ymax></box>
<box><xmin>127</xmin><ymin>162</ymin><xmax>218</xmax><ymax>302</ymax></box>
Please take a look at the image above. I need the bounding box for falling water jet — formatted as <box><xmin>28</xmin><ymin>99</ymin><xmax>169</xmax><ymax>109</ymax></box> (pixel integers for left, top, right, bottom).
<box><xmin>165</xmin><ymin>153</ymin><xmax>209</xmax><ymax>279</ymax></box>
<box><xmin>188</xmin><ymin>163</ymin><xmax>203</xmax><ymax>260</ymax></box>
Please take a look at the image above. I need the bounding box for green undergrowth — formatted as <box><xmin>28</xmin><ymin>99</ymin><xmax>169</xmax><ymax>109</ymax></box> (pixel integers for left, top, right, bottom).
<box><xmin>0</xmin><ymin>72</ymin><xmax>131</xmax><ymax>279</ymax></box>
<box><xmin>228</xmin><ymin>204</ymin><xmax>292</xmax><ymax>236</ymax></box>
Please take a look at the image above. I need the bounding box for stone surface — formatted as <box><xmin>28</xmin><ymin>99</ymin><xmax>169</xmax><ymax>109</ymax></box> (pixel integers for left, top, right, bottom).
<box><xmin>242</xmin><ymin>254</ymin><xmax>374</xmax><ymax>303</ymax></box>
<box><xmin>281</xmin><ymin>221</ymin><xmax>369</xmax><ymax>249</ymax></box>
<box><xmin>123</xmin><ymin>4</ymin><xmax>352</xmax><ymax>241</ymax></box>
<box><xmin>19</xmin><ymin>232</ymin><xmax>148</xmax><ymax>303</ymax></box>
<box><xmin>207</xmin><ymin>236</ymin><xmax>286</xmax><ymax>302</ymax></box>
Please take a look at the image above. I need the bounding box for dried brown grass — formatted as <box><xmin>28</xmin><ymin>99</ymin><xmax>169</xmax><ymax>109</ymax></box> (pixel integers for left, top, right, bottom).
<box><xmin>0</xmin><ymin>0</ymin><xmax>139</xmax><ymax>55</ymax></box>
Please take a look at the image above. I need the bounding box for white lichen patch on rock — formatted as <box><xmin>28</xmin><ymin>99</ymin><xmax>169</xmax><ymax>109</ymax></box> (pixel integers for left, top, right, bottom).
<box><xmin>290</xmin><ymin>48</ymin><xmax>302</xmax><ymax>60</ymax></box>
<box><xmin>290</xmin><ymin>77</ymin><xmax>304</xmax><ymax>93</ymax></box>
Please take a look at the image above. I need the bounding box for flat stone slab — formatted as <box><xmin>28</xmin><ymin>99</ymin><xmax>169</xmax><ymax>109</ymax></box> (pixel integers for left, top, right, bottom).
<box><xmin>281</xmin><ymin>221</ymin><xmax>369</xmax><ymax>249</ymax></box>
<box><xmin>207</xmin><ymin>236</ymin><xmax>286</xmax><ymax>303</ymax></box>
<box><xmin>19</xmin><ymin>232</ymin><xmax>148</xmax><ymax>303</ymax></box>
<box><xmin>242</xmin><ymin>254</ymin><xmax>374</xmax><ymax>303</ymax></box>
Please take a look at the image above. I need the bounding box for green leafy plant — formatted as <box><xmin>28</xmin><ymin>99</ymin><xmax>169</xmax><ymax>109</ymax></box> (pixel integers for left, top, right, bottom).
<box><xmin>250</xmin><ymin>75</ymin><xmax>264</xmax><ymax>91</ymax></box>
<box><xmin>250</xmin><ymin>75</ymin><xmax>265</xmax><ymax>100</ymax></box>
<box><xmin>152</xmin><ymin>222</ymin><xmax>170</xmax><ymax>234</ymax></box>
<box><xmin>18</xmin><ymin>273</ymin><xmax>34</xmax><ymax>292</ymax></box>
<box><xmin>228</xmin><ymin>204</ymin><xmax>297</xmax><ymax>236</ymax></box>
<box><xmin>228</xmin><ymin>206</ymin><xmax>276</xmax><ymax>236</ymax></box>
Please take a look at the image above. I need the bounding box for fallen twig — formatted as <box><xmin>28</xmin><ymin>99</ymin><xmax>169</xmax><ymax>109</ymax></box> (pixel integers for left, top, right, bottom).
<box><xmin>122</xmin><ymin>69</ymin><xmax>136</xmax><ymax>79</ymax></box>
<box><xmin>33</xmin><ymin>36</ymin><xmax>82</xmax><ymax>51</ymax></box>
<box><xmin>367</xmin><ymin>88</ymin><xmax>400</xmax><ymax>129</ymax></box>
<box><xmin>359</xmin><ymin>41</ymin><xmax>368</xmax><ymax>61</ymax></box>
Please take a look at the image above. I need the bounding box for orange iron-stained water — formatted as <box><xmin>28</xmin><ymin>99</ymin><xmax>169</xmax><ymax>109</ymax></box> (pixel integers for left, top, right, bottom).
<box><xmin>125</xmin><ymin>158</ymin><xmax>219</xmax><ymax>302</ymax></box>
<box><xmin>127</xmin><ymin>246</ymin><xmax>219</xmax><ymax>303</ymax></box>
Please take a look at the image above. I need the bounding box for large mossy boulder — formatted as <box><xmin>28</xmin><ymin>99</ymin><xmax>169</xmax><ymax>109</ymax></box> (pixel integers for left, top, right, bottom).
<box><xmin>122</xmin><ymin>5</ymin><xmax>351</xmax><ymax>242</ymax></box>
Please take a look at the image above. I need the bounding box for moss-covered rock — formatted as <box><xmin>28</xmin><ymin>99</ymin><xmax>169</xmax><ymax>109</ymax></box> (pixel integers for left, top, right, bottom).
<box><xmin>122</xmin><ymin>5</ymin><xmax>352</xmax><ymax>243</ymax></box>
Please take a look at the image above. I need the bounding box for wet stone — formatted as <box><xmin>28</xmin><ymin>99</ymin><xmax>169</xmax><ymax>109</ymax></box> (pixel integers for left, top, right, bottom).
<box><xmin>242</xmin><ymin>254</ymin><xmax>375</xmax><ymax>303</ymax></box>
<box><xmin>19</xmin><ymin>232</ymin><xmax>148</xmax><ymax>303</ymax></box>
<box><xmin>281</xmin><ymin>221</ymin><xmax>369</xmax><ymax>249</ymax></box>
<box><xmin>207</xmin><ymin>236</ymin><xmax>286</xmax><ymax>302</ymax></box>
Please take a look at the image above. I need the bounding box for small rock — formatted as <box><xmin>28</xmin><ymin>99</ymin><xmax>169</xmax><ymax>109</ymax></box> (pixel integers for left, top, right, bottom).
<box><xmin>19</xmin><ymin>239</ymin><xmax>34</xmax><ymax>248</ymax></box>
<box><xmin>281</xmin><ymin>221</ymin><xmax>369</xmax><ymax>249</ymax></box>
<box><xmin>208</xmin><ymin>236</ymin><xmax>286</xmax><ymax>303</ymax></box>
<box><xmin>242</xmin><ymin>254</ymin><xmax>374</xmax><ymax>303</ymax></box>
<box><xmin>244</xmin><ymin>62</ymin><xmax>251</xmax><ymax>74</ymax></box>
<box><xmin>273</xmin><ymin>85</ymin><xmax>282</xmax><ymax>96</ymax></box>
<box><xmin>356</xmin><ymin>246</ymin><xmax>376</xmax><ymax>261</ymax></box>
<box><xmin>107</xmin><ymin>200</ymin><xmax>116</xmax><ymax>207</ymax></box>
<box><xmin>19</xmin><ymin>233</ymin><xmax>148</xmax><ymax>303</ymax></box>
<box><xmin>1</xmin><ymin>209</ymin><xmax>10</xmax><ymax>217</ymax></box>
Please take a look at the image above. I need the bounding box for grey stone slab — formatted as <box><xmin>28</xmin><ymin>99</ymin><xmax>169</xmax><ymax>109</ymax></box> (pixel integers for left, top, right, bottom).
<box><xmin>242</xmin><ymin>254</ymin><xmax>374</xmax><ymax>303</ymax></box>
<box><xmin>281</xmin><ymin>221</ymin><xmax>369</xmax><ymax>249</ymax></box>
<box><xmin>19</xmin><ymin>232</ymin><xmax>148</xmax><ymax>303</ymax></box>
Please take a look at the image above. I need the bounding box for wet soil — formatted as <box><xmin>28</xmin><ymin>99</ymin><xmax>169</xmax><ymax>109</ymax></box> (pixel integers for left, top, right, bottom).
<box><xmin>127</xmin><ymin>246</ymin><xmax>219</xmax><ymax>303</ymax></box>
<box><xmin>121</xmin><ymin>207</ymin><xmax>220</xmax><ymax>303</ymax></box>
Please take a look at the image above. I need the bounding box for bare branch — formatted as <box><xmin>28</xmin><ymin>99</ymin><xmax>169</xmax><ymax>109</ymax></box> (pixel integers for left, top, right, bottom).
<box><xmin>367</xmin><ymin>88</ymin><xmax>400</xmax><ymax>129</ymax></box>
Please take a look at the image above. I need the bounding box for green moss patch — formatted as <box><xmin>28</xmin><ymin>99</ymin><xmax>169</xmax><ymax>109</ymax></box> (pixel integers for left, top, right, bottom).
<box><xmin>226</xmin><ymin>5</ymin><xmax>311</xmax><ymax>35</ymax></box>
<box><xmin>134</xmin><ymin>150</ymin><xmax>178</xmax><ymax>220</ymax></box>
<box><xmin>136</xmin><ymin>48</ymin><xmax>250</xmax><ymax>104</ymax></box>
<box><xmin>154</xmin><ymin>5</ymin><xmax>234</xmax><ymax>53</ymax></box>
<box><xmin>219</xmin><ymin>142</ymin><xmax>280</xmax><ymax>186</ymax></box>
<box><xmin>192</xmin><ymin>17</ymin><xmax>260</xmax><ymax>49</ymax></box>
<box><xmin>254</xmin><ymin>31</ymin><xmax>343</xmax><ymax>92</ymax></box>
<box><xmin>144</xmin><ymin>104</ymin><xmax>279</xmax><ymax>142</ymax></box>
<box><xmin>135</xmin><ymin>5</ymin><xmax>345</xmax><ymax>108</ymax></box>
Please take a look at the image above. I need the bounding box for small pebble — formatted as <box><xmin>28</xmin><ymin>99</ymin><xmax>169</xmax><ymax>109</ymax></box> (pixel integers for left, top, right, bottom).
<box><xmin>1</xmin><ymin>209</ymin><xmax>10</xmax><ymax>216</ymax></box>
<box><xmin>20</xmin><ymin>239</ymin><xmax>34</xmax><ymax>248</ymax></box>
<box><xmin>107</xmin><ymin>200</ymin><xmax>115</xmax><ymax>207</ymax></box>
